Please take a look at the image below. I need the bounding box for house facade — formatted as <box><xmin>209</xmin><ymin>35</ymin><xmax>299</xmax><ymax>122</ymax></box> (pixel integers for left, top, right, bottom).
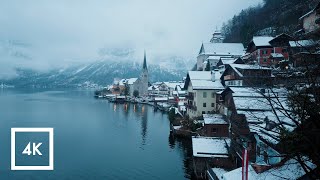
<box><xmin>203</xmin><ymin>114</ymin><xmax>229</xmax><ymax>137</ymax></box>
<box><xmin>220</xmin><ymin>64</ymin><xmax>273</xmax><ymax>87</ymax></box>
<box><xmin>246</xmin><ymin>36</ymin><xmax>289</xmax><ymax>67</ymax></box>
<box><xmin>184</xmin><ymin>71</ymin><xmax>224</xmax><ymax>118</ymax></box>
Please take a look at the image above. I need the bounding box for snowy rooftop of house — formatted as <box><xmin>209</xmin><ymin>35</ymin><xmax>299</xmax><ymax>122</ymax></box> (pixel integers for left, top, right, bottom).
<box><xmin>154</xmin><ymin>97</ymin><xmax>168</xmax><ymax>101</ymax></box>
<box><xmin>222</xmin><ymin>158</ymin><xmax>316</xmax><ymax>180</ymax></box>
<box><xmin>201</xmin><ymin>43</ymin><xmax>244</xmax><ymax>56</ymax></box>
<box><xmin>289</xmin><ymin>40</ymin><xmax>317</xmax><ymax>47</ymax></box>
<box><xmin>192</xmin><ymin>137</ymin><xmax>230</xmax><ymax>158</ymax></box>
<box><xmin>127</xmin><ymin>78</ymin><xmax>138</xmax><ymax>85</ymax></box>
<box><xmin>229</xmin><ymin>87</ymin><xmax>292</xmax><ymax>144</ymax></box>
<box><xmin>164</xmin><ymin>82</ymin><xmax>184</xmax><ymax>89</ymax></box>
<box><xmin>191</xmin><ymin>80</ymin><xmax>224</xmax><ymax>90</ymax></box>
<box><xmin>270</xmin><ymin>53</ymin><xmax>284</xmax><ymax>58</ymax></box>
<box><xmin>203</xmin><ymin>114</ymin><xmax>228</xmax><ymax>125</ymax></box>
<box><xmin>148</xmin><ymin>85</ymin><xmax>159</xmax><ymax>91</ymax></box>
<box><xmin>208</xmin><ymin>168</ymin><xmax>228</xmax><ymax>180</ymax></box>
<box><xmin>221</xmin><ymin>59</ymin><xmax>236</xmax><ymax>65</ymax></box>
<box><xmin>252</xmin><ymin>36</ymin><xmax>274</xmax><ymax>47</ymax></box>
<box><xmin>207</xmin><ymin>56</ymin><xmax>226</xmax><ymax>60</ymax></box>
<box><xmin>188</xmin><ymin>71</ymin><xmax>212</xmax><ymax>80</ymax></box>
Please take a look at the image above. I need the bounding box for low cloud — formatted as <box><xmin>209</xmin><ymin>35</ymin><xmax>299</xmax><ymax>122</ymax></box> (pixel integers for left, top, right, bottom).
<box><xmin>0</xmin><ymin>0</ymin><xmax>262</xmax><ymax>78</ymax></box>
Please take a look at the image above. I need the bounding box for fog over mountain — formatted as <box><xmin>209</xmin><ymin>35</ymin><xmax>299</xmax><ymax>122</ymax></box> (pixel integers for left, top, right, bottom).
<box><xmin>0</xmin><ymin>0</ymin><xmax>262</xmax><ymax>83</ymax></box>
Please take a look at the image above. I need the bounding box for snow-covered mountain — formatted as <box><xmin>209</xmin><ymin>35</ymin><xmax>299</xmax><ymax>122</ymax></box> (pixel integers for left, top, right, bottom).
<box><xmin>0</xmin><ymin>41</ymin><xmax>194</xmax><ymax>88</ymax></box>
<box><xmin>1</xmin><ymin>59</ymin><xmax>195</xmax><ymax>88</ymax></box>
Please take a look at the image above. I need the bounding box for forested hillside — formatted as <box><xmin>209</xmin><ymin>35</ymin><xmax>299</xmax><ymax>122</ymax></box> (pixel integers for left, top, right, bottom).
<box><xmin>222</xmin><ymin>0</ymin><xmax>319</xmax><ymax>46</ymax></box>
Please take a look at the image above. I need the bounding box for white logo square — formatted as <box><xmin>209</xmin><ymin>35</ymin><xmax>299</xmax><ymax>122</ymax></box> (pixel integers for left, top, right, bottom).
<box><xmin>11</xmin><ymin>128</ymin><xmax>54</xmax><ymax>170</ymax></box>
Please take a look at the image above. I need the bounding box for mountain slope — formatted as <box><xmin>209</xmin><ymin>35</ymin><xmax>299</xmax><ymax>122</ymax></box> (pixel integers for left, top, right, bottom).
<box><xmin>221</xmin><ymin>0</ymin><xmax>319</xmax><ymax>45</ymax></box>
<box><xmin>1</xmin><ymin>59</ymin><xmax>191</xmax><ymax>88</ymax></box>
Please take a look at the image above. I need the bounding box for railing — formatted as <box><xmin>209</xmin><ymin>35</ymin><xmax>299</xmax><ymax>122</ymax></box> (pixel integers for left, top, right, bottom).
<box><xmin>187</xmin><ymin>104</ymin><xmax>197</xmax><ymax>111</ymax></box>
<box><xmin>186</xmin><ymin>93</ymin><xmax>194</xmax><ymax>100</ymax></box>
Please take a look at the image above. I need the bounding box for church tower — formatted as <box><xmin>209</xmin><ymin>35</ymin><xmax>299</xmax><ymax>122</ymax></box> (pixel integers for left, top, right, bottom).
<box><xmin>210</xmin><ymin>30</ymin><xmax>224</xmax><ymax>43</ymax></box>
<box><xmin>137</xmin><ymin>50</ymin><xmax>149</xmax><ymax>96</ymax></box>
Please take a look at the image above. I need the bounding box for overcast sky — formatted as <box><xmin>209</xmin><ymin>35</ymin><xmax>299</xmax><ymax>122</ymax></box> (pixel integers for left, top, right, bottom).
<box><xmin>0</xmin><ymin>0</ymin><xmax>262</xmax><ymax>76</ymax></box>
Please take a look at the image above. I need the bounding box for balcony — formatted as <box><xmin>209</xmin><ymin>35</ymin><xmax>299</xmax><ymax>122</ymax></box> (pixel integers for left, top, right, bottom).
<box><xmin>186</xmin><ymin>93</ymin><xmax>194</xmax><ymax>100</ymax></box>
<box><xmin>187</xmin><ymin>104</ymin><xmax>197</xmax><ymax>111</ymax></box>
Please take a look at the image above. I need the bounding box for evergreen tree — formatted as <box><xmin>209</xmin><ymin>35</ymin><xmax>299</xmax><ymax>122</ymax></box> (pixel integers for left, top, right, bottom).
<box><xmin>205</xmin><ymin>60</ymin><xmax>211</xmax><ymax>71</ymax></box>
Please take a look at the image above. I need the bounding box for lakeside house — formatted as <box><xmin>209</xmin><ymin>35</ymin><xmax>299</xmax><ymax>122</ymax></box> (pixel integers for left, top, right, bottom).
<box><xmin>184</xmin><ymin>71</ymin><xmax>224</xmax><ymax>118</ymax></box>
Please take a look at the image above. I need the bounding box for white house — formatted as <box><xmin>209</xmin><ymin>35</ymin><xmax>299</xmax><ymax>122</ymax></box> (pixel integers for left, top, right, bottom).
<box><xmin>184</xmin><ymin>71</ymin><xmax>224</xmax><ymax>118</ymax></box>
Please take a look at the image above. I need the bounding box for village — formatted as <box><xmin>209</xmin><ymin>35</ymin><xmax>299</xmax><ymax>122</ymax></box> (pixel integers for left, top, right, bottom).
<box><xmin>95</xmin><ymin>2</ymin><xmax>320</xmax><ymax>180</ymax></box>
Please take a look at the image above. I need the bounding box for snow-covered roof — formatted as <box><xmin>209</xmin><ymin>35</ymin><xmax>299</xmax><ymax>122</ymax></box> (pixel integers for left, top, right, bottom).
<box><xmin>164</xmin><ymin>82</ymin><xmax>184</xmax><ymax>89</ymax></box>
<box><xmin>201</xmin><ymin>43</ymin><xmax>244</xmax><ymax>56</ymax></box>
<box><xmin>270</xmin><ymin>53</ymin><xmax>284</xmax><ymax>58</ymax></box>
<box><xmin>188</xmin><ymin>71</ymin><xmax>212</xmax><ymax>80</ymax></box>
<box><xmin>207</xmin><ymin>56</ymin><xmax>226</xmax><ymax>60</ymax></box>
<box><xmin>203</xmin><ymin>114</ymin><xmax>228</xmax><ymax>125</ymax></box>
<box><xmin>222</xmin><ymin>158</ymin><xmax>316</xmax><ymax>180</ymax></box>
<box><xmin>154</xmin><ymin>97</ymin><xmax>168</xmax><ymax>101</ymax></box>
<box><xmin>192</xmin><ymin>137</ymin><xmax>231</xmax><ymax>158</ymax></box>
<box><xmin>191</xmin><ymin>80</ymin><xmax>224</xmax><ymax>90</ymax></box>
<box><xmin>229</xmin><ymin>87</ymin><xmax>293</xmax><ymax>144</ymax></box>
<box><xmin>289</xmin><ymin>40</ymin><xmax>317</xmax><ymax>47</ymax></box>
<box><xmin>221</xmin><ymin>59</ymin><xmax>236</xmax><ymax>65</ymax></box>
<box><xmin>252</xmin><ymin>36</ymin><xmax>274</xmax><ymax>47</ymax></box>
<box><xmin>148</xmin><ymin>85</ymin><xmax>159</xmax><ymax>91</ymax></box>
<box><xmin>127</xmin><ymin>78</ymin><xmax>138</xmax><ymax>85</ymax></box>
<box><xmin>208</xmin><ymin>168</ymin><xmax>228</xmax><ymax>180</ymax></box>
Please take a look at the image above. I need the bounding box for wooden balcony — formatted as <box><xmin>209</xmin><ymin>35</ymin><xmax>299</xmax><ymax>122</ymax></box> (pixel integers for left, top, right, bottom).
<box><xmin>186</xmin><ymin>93</ymin><xmax>194</xmax><ymax>100</ymax></box>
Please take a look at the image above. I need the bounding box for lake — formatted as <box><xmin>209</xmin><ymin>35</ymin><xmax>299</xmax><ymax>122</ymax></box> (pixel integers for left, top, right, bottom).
<box><xmin>0</xmin><ymin>89</ymin><xmax>193</xmax><ymax>180</ymax></box>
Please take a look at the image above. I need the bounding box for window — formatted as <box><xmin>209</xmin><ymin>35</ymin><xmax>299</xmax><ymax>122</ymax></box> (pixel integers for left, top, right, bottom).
<box><xmin>211</xmin><ymin>103</ymin><xmax>215</xmax><ymax>107</ymax></box>
<box><xmin>211</xmin><ymin>128</ymin><xmax>217</xmax><ymax>133</ymax></box>
<box><xmin>203</xmin><ymin>103</ymin><xmax>207</xmax><ymax>107</ymax></box>
<box><xmin>262</xmin><ymin>50</ymin><xmax>267</xmax><ymax>54</ymax></box>
<box><xmin>282</xmin><ymin>48</ymin><xmax>287</xmax><ymax>53</ymax></box>
<box><xmin>203</xmin><ymin>92</ymin><xmax>207</xmax><ymax>98</ymax></box>
<box><xmin>271</xmin><ymin>49</ymin><xmax>274</xmax><ymax>53</ymax></box>
<box><xmin>202</xmin><ymin>111</ymin><xmax>206</xmax><ymax>114</ymax></box>
<box><xmin>263</xmin><ymin>58</ymin><xmax>267</xmax><ymax>62</ymax></box>
<box><xmin>211</xmin><ymin>92</ymin><xmax>215</xmax><ymax>98</ymax></box>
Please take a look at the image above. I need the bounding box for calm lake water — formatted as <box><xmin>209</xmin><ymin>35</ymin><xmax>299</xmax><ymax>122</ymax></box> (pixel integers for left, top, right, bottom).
<box><xmin>0</xmin><ymin>89</ymin><xmax>193</xmax><ymax>180</ymax></box>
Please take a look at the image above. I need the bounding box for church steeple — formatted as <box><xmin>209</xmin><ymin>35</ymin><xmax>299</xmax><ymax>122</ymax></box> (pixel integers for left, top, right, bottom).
<box><xmin>143</xmin><ymin>50</ymin><xmax>147</xmax><ymax>70</ymax></box>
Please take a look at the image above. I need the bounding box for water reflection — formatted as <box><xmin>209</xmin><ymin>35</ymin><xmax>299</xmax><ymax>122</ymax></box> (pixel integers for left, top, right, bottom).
<box><xmin>169</xmin><ymin>134</ymin><xmax>195</xmax><ymax>179</ymax></box>
<box><xmin>140</xmin><ymin>105</ymin><xmax>148</xmax><ymax>148</ymax></box>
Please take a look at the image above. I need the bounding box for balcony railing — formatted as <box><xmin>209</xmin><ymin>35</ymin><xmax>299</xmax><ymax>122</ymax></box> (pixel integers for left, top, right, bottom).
<box><xmin>187</xmin><ymin>104</ymin><xmax>197</xmax><ymax>111</ymax></box>
<box><xmin>186</xmin><ymin>93</ymin><xmax>194</xmax><ymax>100</ymax></box>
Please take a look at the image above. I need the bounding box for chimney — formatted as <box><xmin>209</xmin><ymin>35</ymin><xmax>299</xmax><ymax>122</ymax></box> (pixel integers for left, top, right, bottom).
<box><xmin>211</xmin><ymin>69</ymin><xmax>220</xmax><ymax>82</ymax></box>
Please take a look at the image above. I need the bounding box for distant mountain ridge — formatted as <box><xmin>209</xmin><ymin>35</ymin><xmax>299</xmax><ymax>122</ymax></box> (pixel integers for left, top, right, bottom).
<box><xmin>1</xmin><ymin>58</ymin><xmax>192</xmax><ymax>88</ymax></box>
<box><xmin>0</xmin><ymin>40</ymin><xmax>194</xmax><ymax>88</ymax></box>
